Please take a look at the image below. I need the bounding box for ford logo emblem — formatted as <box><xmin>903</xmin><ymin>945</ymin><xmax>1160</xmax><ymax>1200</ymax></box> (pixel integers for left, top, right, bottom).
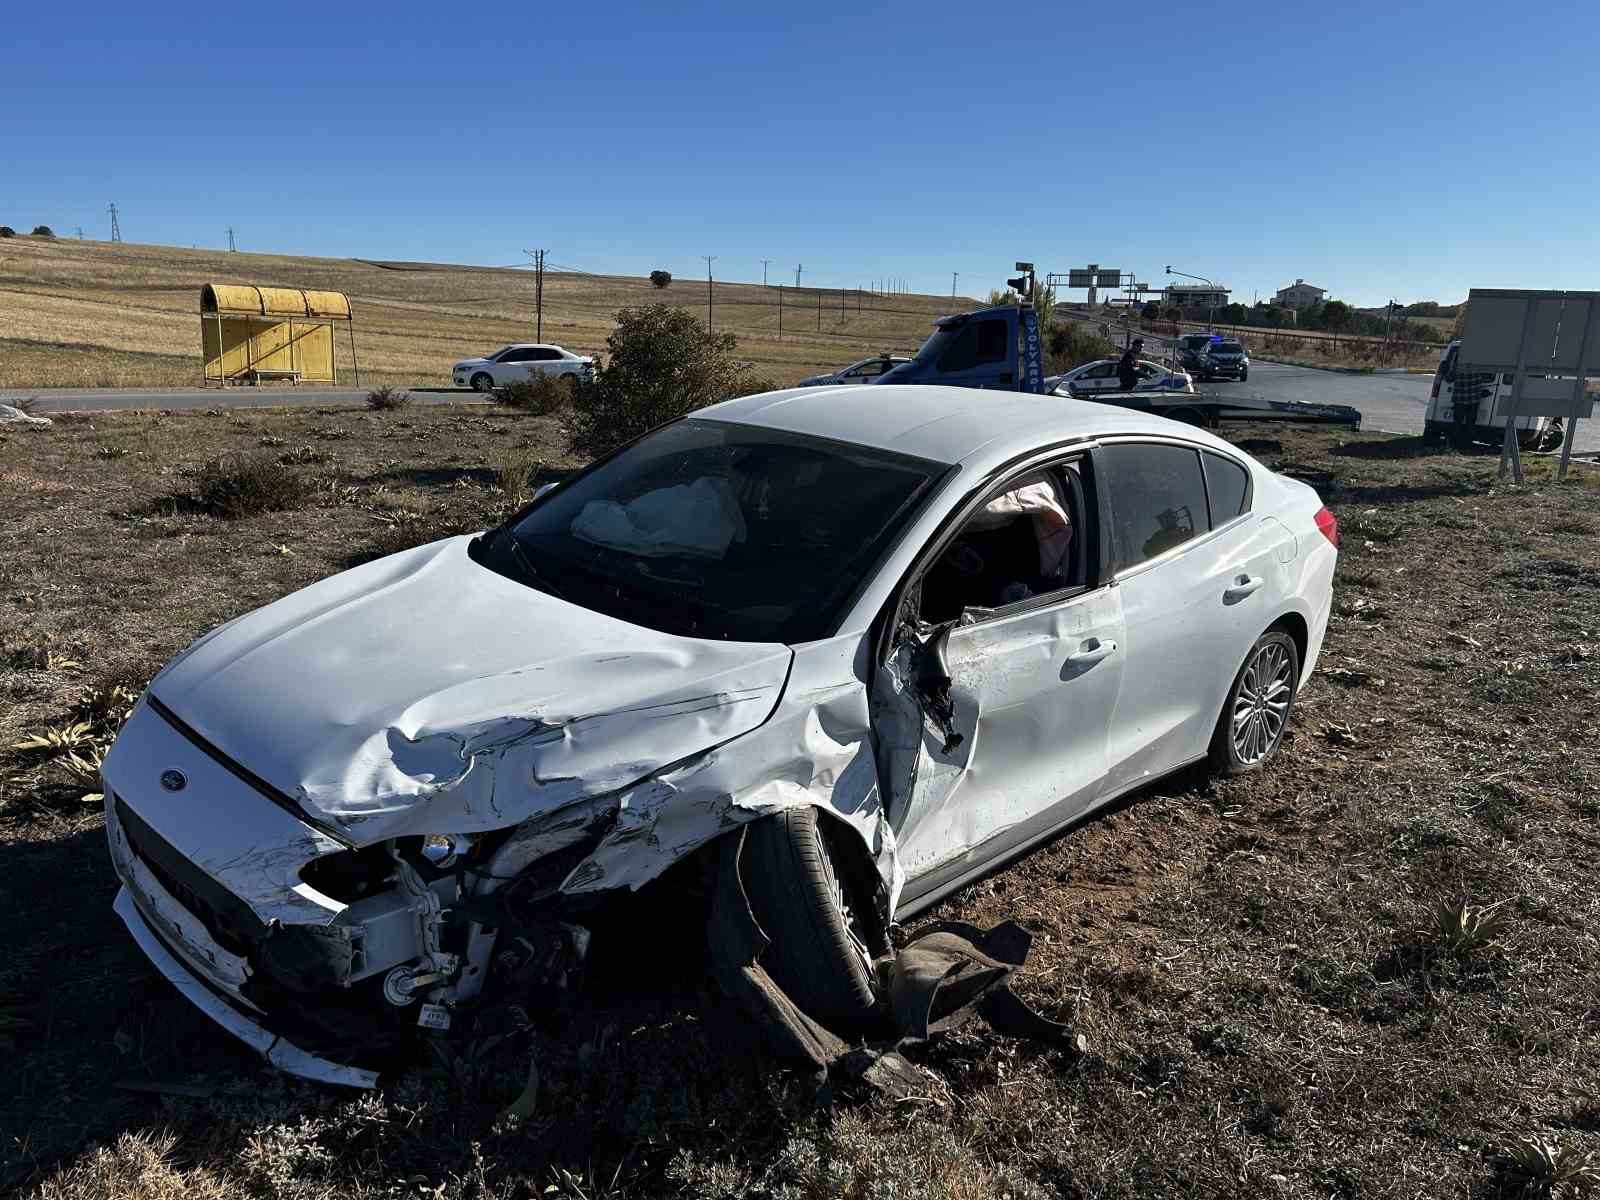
<box><xmin>160</xmin><ymin>769</ymin><xmax>187</xmax><ymax>792</ymax></box>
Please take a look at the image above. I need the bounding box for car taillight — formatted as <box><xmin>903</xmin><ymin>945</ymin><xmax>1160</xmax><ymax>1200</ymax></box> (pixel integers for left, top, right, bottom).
<box><xmin>1314</xmin><ymin>506</ymin><xmax>1338</xmax><ymax>547</ymax></box>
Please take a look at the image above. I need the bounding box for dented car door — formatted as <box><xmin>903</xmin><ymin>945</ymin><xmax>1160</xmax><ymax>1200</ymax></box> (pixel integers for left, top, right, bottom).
<box><xmin>874</xmin><ymin>455</ymin><xmax>1127</xmax><ymax>906</ymax></box>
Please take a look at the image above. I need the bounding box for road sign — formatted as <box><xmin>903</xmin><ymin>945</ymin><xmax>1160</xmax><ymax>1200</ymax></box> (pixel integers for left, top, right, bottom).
<box><xmin>1068</xmin><ymin>269</ymin><xmax>1094</xmax><ymax>288</ymax></box>
<box><xmin>1459</xmin><ymin>287</ymin><xmax>1599</xmax><ymax>481</ymax></box>
<box><xmin>1095</xmin><ymin>270</ymin><xmax>1121</xmax><ymax>288</ymax></box>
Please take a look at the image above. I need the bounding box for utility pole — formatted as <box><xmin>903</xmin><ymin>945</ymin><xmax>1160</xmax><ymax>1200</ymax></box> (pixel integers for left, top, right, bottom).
<box><xmin>760</xmin><ymin>259</ymin><xmax>770</xmax><ymax>287</ymax></box>
<box><xmin>777</xmin><ymin>285</ymin><xmax>784</xmax><ymax>341</ymax></box>
<box><xmin>795</xmin><ymin>264</ymin><xmax>802</xmax><ymax>288</ymax></box>
<box><xmin>524</xmin><ymin>249</ymin><xmax>548</xmax><ymax>339</ymax></box>
<box><xmin>817</xmin><ymin>288</ymin><xmax>822</xmax><ymax>332</ymax></box>
<box><xmin>75</xmin><ymin>226</ymin><xmax>83</xmax><ymax>240</ymax></box>
<box><xmin>107</xmin><ymin>203</ymin><xmax>121</xmax><ymax>243</ymax></box>
<box><xmin>702</xmin><ymin>255</ymin><xmax>717</xmax><ymax>331</ymax></box>
<box><xmin>951</xmin><ymin>272</ymin><xmax>959</xmax><ymax>298</ymax></box>
<box><xmin>227</xmin><ymin>226</ymin><xmax>236</xmax><ymax>253</ymax></box>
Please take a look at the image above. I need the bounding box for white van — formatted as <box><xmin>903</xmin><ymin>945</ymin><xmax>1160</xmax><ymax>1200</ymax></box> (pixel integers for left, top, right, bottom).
<box><xmin>1424</xmin><ymin>340</ymin><xmax>1561</xmax><ymax>450</ymax></box>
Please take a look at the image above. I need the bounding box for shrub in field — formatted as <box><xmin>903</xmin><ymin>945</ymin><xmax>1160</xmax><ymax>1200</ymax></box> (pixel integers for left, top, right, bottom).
<box><xmin>0</xmin><ymin>226</ymin><xmax>14</xmax><ymax>238</ymax></box>
<box><xmin>649</xmin><ymin>269</ymin><xmax>672</xmax><ymax>289</ymax></box>
<box><xmin>1045</xmin><ymin>323</ymin><xmax>1114</xmax><ymax>374</ymax></box>
<box><xmin>567</xmin><ymin>304</ymin><xmax>768</xmax><ymax>457</ymax></box>
<box><xmin>496</xmin><ymin>373</ymin><xmax>569</xmax><ymax>416</ymax></box>
<box><xmin>365</xmin><ymin>385</ymin><xmax>410</xmax><ymax>411</ymax></box>
<box><xmin>190</xmin><ymin>453</ymin><xmax>312</xmax><ymax>518</ymax></box>
<box><xmin>30</xmin><ymin>225</ymin><xmax>55</xmax><ymax>238</ymax></box>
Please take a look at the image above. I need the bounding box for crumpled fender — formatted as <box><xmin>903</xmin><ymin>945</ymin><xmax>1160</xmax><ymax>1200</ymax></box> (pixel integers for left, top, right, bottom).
<box><xmin>552</xmin><ymin>630</ymin><xmax>905</xmax><ymax>918</ymax></box>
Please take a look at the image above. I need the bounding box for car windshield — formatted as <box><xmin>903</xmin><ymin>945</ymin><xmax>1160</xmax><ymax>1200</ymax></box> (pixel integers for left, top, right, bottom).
<box><xmin>479</xmin><ymin>418</ymin><xmax>945</xmax><ymax>643</ymax></box>
<box><xmin>1214</xmin><ymin>342</ymin><xmax>1244</xmax><ymax>353</ymax></box>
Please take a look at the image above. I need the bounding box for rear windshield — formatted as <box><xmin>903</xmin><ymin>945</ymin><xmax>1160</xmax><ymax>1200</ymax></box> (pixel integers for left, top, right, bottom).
<box><xmin>481</xmin><ymin>419</ymin><xmax>944</xmax><ymax>643</ymax></box>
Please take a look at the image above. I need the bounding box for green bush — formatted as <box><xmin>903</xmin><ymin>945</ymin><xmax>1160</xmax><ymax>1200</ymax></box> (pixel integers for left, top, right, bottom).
<box><xmin>567</xmin><ymin>304</ymin><xmax>768</xmax><ymax>458</ymax></box>
<box><xmin>190</xmin><ymin>453</ymin><xmax>312</xmax><ymax>518</ymax></box>
<box><xmin>0</xmin><ymin>227</ymin><xmax>14</xmax><ymax>238</ymax></box>
<box><xmin>365</xmin><ymin>385</ymin><xmax>410</xmax><ymax>411</ymax></box>
<box><xmin>649</xmin><ymin>269</ymin><xmax>672</xmax><ymax>289</ymax></box>
<box><xmin>496</xmin><ymin>372</ymin><xmax>571</xmax><ymax>416</ymax></box>
<box><xmin>1045</xmin><ymin>323</ymin><xmax>1114</xmax><ymax>374</ymax></box>
<box><xmin>30</xmin><ymin>225</ymin><xmax>54</xmax><ymax>238</ymax></box>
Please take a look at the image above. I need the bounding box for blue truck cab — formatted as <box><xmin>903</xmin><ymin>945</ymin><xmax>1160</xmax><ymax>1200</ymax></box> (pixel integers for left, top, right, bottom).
<box><xmin>876</xmin><ymin>305</ymin><xmax>1042</xmax><ymax>391</ymax></box>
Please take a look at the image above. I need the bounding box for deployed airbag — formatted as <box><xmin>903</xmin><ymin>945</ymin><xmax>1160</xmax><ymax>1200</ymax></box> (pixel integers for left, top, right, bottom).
<box><xmin>571</xmin><ymin>477</ymin><xmax>748</xmax><ymax>559</ymax></box>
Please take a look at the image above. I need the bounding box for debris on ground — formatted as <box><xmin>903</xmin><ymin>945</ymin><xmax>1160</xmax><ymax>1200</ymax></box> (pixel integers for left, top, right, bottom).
<box><xmin>705</xmin><ymin>830</ymin><xmax>1085</xmax><ymax>1099</ymax></box>
<box><xmin>0</xmin><ymin>403</ymin><xmax>51</xmax><ymax>427</ymax></box>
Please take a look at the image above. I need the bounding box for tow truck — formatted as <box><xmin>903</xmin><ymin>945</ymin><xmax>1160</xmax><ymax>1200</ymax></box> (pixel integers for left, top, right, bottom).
<box><xmin>875</xmin><ymin>265</ymin><xmax>1362</xmax><ymax>430</ymax></box>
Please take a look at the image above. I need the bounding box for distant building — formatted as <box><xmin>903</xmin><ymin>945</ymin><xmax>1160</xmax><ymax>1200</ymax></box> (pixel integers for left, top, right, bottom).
<box><xmin>1163</xmin><ymin>283</ymin><xmax>1230</xmax><ymax>310</ymax></box>
<box><xmin>1274</xmin><ymin>279</ymin><xmax>1327</xmax><ymax>310</ymax></box>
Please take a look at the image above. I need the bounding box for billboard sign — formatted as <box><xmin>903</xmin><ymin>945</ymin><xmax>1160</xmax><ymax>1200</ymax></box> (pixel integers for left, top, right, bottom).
<box><xmin>1067</xmin><ymin>269</ymin><xmax>1095</xmax><ymax>288</ymax></box>
<box><xmin>1095</xmin><ymin>269</ymin><xmax>1122</xmax><ymax>288</ymax></box>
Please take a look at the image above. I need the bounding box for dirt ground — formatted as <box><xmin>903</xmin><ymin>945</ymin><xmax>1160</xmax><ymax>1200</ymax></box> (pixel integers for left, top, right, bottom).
<box><xmin>0</xmin><ymin>237</ymin><xmax>957</xmax><ymax>391</ymax></box>
<box><xmin>3</xmin><ymin>405</ymin><xmax>1599</xmax><ymax>1199</ymax></box>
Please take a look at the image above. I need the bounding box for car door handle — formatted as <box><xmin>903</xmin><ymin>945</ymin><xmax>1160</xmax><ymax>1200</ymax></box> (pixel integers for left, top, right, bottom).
<box><xmin>1223</xmin><ymin>574</ymin><xmax>1263</xmax><ymax>603</ymax></box>
<box><xmin>1067</xmin><ymin>637</ymin><xmax>1118</xmax><ymax>664</ymax></box>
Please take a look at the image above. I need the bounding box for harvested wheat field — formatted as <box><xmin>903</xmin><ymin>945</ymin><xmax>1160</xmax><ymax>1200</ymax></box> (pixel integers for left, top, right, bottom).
<box><xmin>0</xmin><ymin>236</ymin><xmax>963</xmax><ymax>390</ymax></box>
<box><xmin>3</xmin><ymin>402</ymin><xmax>1599</xmax><ymax>1199</ymax></box>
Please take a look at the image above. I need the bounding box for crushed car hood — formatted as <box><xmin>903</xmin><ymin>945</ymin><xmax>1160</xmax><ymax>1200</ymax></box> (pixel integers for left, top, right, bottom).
<box><xmin>151</xmin><ymin>536</ymin><xmax>793</xmax><ymax>842</ymax></box>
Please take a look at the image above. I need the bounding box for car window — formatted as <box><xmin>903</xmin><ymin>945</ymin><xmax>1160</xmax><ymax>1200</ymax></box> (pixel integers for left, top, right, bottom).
<box><xmin>496</xmin><ymin>419</ymin><xmax>944</xmax><ymax>643</ymax></box>
<box><xmin>937</xmin><ymin>319</ymin><xmax>1009</xmax><ymax>373</ymax></box>
<box><xmin>498</xmin><ymin>348</ymin><xmax>532</xmax><ymax>363</ymax></box>
<box><xmin>1084</xmin><ymin>363</ymin><xmax>1115</xmax><ymax>379</ymax></box>
<box><xmin>856</xmin><ymin>360</ymin><xmax>888</xmax><ymax>378</ymax></box>
<box><xmin>531</xmin><ymin>348</ymin><xmax>562</xmax><ymax>361</ymax></box>
<box><xmin>916</xmin><ymin>461</ymin><xmax>1090</xmax><ymax>625</ymax></box>
<box><xmin>1138</xmin><ymin>364</ymin><xmax>1157</xmax><ymax>378</ymax></box>
<box><xmin>1101</xmin><ymin>443</ymin><xmax>1209</xmax><ymax>569</ymax></box>
<box><xmin>1202</xmin><ymin>452</ymin><xmax>1251</xmax><ymax>523</ymax></box>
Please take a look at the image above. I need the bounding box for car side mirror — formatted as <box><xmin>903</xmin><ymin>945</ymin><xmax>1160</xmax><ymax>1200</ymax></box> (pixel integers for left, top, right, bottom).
<box><xmin>909</xmin><ymin>623</ymin><xmax>963</xmax><ymax>755</ymax></box>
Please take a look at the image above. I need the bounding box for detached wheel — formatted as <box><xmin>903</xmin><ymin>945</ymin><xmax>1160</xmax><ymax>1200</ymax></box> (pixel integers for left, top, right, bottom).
<box><xmin>470</xmin><ymin>372</ymin><xmax>495</xmax><ymax>393</ymax></box>
<box><xmin>741</xmin><ymin>807</ymin><xmax>878</xmax><ymax>1031</ymax></box>
<box><xmin>1210</xmin><ymin>629</ymin><xmax>1299</xmax><ymax>775</ymax></box>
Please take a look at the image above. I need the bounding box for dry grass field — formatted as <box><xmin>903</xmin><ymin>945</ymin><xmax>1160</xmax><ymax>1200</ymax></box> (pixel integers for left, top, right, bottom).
<box><xmin>0</xmin><ymin>236</ymin><xmax>965</xmax><ymax>390</ymax></box>
<box><xmin>3</xmin><ymin>401</ymin><xmax>1599</xmax><ymax>1198</ymax></box>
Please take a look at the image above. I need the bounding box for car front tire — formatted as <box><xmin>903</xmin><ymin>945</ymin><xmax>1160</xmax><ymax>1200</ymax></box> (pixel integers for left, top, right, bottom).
<box><xmin>470</xmin><ymin>372</ymin><xmax>495</xmax><ymax>393</ymax></box>
<box><xmin>1210</xmin><ymin>629</ymin><xmax>1299</xmax><ymax>776</ymax></box>
<box><xmin>740</xmin><ymin>807</ymin><xmax>878</xmax><ymax>1031</ymax></box>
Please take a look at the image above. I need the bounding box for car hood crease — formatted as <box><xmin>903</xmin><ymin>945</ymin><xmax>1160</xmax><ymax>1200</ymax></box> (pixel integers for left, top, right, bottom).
<box><xmin>151</xmin><ymin>536</ymin><xmax>793</xmax><ymax>842</ymax></box>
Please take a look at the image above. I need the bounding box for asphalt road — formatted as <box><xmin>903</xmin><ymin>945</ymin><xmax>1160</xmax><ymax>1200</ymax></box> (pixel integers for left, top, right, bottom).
<box><xmin>8</xmin><ymin>370</ymin><xmax>1597</xmax><ymax>454</ymax></box>
<box><xmin>2</xmin><ymin>386</ymin><xmax>472</xmax><ymax>413</ymax></box>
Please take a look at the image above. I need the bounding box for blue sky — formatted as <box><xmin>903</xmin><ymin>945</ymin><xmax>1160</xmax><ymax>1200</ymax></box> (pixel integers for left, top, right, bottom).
<box><xmin>3</xmin><ymin>0</ymin><xmax>1595</xmax><ymax>308</ymax></box>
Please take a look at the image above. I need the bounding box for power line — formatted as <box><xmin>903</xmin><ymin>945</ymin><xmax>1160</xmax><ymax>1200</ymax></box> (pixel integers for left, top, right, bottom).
<box><xmin>702</xmin><ymin>255</ymin><xmax>717</xmax><ymax>331</ymax></box>
<box><xmin>107</xmin><ymin>203</ymin><xmax>121</xmax><ymax>243</ymax></box>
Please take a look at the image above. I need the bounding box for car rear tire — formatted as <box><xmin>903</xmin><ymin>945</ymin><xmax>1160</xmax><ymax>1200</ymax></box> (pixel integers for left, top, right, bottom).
<box><xmin>740</xmin><ymin>807</ymin><xmax>878</xmax><ymax>1031</ymax></box>
<box><xmin>470</xmin><ymin>372</ymin><xmax>494</xmax><ymax>393</ymax></box>
<box><xmin>1209</xmin><ymin>629</ymin><xmax>1299</xmax><ymax>776</ymax></box>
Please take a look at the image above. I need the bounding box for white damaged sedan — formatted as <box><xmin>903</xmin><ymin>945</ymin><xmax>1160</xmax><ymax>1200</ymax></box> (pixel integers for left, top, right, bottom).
<box><xmin>104</xmin><ymin>385</ymin><xmax>1337</xmax><ymax>1085</ymax></box>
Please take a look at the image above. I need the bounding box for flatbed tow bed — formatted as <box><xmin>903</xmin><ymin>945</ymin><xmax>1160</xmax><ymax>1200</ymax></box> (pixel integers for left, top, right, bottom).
<box><xmin>1088</xmin><ymin>388</ymin><xmax>1363</xmax><ymax>430</ymax></box>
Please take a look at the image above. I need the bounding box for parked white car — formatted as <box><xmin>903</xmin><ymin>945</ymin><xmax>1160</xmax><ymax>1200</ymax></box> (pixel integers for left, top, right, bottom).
<box><xmin>103</xmin><ymin>385</ymin><xmax>1336</xmax><ymax>1084</ymax></box>
<box><xmin>452</xmin><ymin>344</ymin><xmax>595</xmax><ymax>392</ymax></box>
<box><xmin>1048</xmin><ymin>358</ymin><xmax>1194</xmax><ymax>396</ymax></box>
<box><xmin>797</xmin><ymin>354</ymin><xmax>911</xmax><ymax>387</ymax></box>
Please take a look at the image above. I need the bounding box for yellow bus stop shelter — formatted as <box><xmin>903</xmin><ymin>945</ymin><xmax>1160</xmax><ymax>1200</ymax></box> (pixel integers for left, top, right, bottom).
<box><xmin>201</xmin><ymin>284</ymin><xmax>358</xmax><ymax>386</ymax></box>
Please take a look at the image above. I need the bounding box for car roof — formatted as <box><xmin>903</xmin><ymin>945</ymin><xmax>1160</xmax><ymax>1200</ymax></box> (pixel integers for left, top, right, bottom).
<box><xmin>701</xmin><ymin>385</ymin><xmax>1231</xmax><ymax>469</ymax></box>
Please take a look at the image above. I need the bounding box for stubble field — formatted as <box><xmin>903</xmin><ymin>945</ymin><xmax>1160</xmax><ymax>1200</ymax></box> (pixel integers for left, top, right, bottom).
<box><xmin>3</xmin><ymin>403</ymin><xmax>1599</xmax><ymax>1199</ymax></box>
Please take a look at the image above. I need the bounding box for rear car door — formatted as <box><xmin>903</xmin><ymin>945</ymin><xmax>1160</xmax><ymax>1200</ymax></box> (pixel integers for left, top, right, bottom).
<box><xmin>875</xmin><ymin>452</ymin><xmax>1126</xmax><ymax>903</ymax></box>
<box><xmin>1098</xmin><ymin>440</ymin><xmax>1290</xmax><ymax>791</ymax></box>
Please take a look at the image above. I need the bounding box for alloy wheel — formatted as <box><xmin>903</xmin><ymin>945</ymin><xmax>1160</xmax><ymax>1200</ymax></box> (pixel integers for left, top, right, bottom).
<box><xmin>1231</xmin><ymin>641</ymin><xmax>1292</xmax><ymax>764</ymax></box>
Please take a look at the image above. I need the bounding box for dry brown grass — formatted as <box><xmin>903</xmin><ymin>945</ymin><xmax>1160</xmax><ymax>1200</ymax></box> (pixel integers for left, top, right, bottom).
<box><xmin>0</xmin><ymin>238</ymin><xmax>962</xmax><ymax>391</ymax></box>
<box><xmin>4</xmin><ymin>412</ymin><xmax>1600</xmax><ymax>1198</ymax></box>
